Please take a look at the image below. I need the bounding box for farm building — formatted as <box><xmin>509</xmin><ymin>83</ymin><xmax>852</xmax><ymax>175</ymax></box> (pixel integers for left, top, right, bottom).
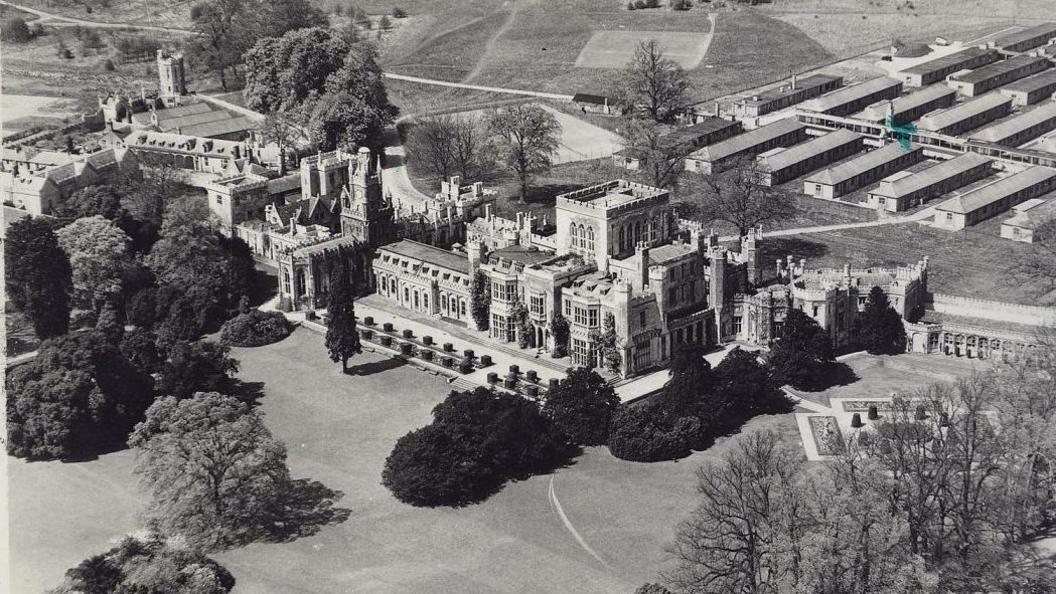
<box><xmin>946</xmin><ymin>55</ymin><xmax>1051</xmax><ymax>97</ymax></box>
<box><xmin>917</xmin><ymin>94</ymin><xmax>1013</xmax><ymax>136</ymax></box>
<box><xmin>993</xmin><ymin>22</ymin><xmax>1056</xmax><ymax>53</ymax></box>
<box><xmin>1000</xmin><ymin>197</ymin><xmax>1056</xmax><ymax>242</ymax></box>
<box><xmin>799</xmin><ymin>77</ymin><xmax>903</xmax><ymax>117</ymax></box>
<box><xmin>999</xmin><ymin>69</ymin><xmax>1056</xmax><ymax>106</ymax></box>
<box><xmin>803</xmin><ymin>141</ymin><xmax>925</xmax><ymax>199</ymax></box>
<box><xmin>684</xmin><ymin>118</ymin><xmax>807</xmax><ymax>175</ymax></box>
<box><xmin>755</xmin><ymin>128</ymin><xmax>862</xmax><ymax>186</ymax></box>
<box><xmin>732</xmin><ymin>74</ymin><xmax>843</xmax><ymax>118</ymax></box>
<box><xmin>865</xmin><ymin>152</ymin><xmax>993</xmax><ymax>212</ymax></box>
<box><xmin>858</xmin><ymin>84</ymin><xmax>957</xmax><ymax>125</ymax></box>
<box><xmin>933</xmin><ymin>165</ymin><xmax>1056</xmax><ymax>230</ymax></box>
<box><xmin>572</xmin><ymin>94</ymin><xmax>621</xmax><ymax>116</ymax></box>
<box><xmin>614</xmin><ymin>118</ymin><xmax>742</xmax><ymax>170</ymax></box>
<box><xmin>969</xmin><ymin>101</ymin><xmax>1056</xmax><ymax>147</ymax></box>
<box><xmin>896</xmin><ymin>47</ymin><xmax>1000</xmax><ymax>87</ymax></box>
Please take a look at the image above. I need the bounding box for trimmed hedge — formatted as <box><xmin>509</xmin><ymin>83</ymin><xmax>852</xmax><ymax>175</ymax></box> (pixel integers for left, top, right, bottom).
<box><xmin>608</xmin><ymin>404</ymin><xmax>699</xmax><ymax>462</ymax></box>
<box><xmin>218</xmin><ymin>310</ymin><xmax>292</xmax><ymax>347</ymax></box>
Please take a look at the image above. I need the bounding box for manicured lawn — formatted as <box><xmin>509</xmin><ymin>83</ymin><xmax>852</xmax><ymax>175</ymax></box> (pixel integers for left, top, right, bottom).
<box><xmin>7</xmin><ymin>326</ymin><xmax>800</xmax><ymax>592</ymax></box>
<box><xmin>795</xmin><ymin>352</ymin><xmax>984</xmax><ymax>407</ymax></box>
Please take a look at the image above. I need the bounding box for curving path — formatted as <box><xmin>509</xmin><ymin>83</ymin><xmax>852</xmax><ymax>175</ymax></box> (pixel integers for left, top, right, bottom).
<box><xmin>717</xmin><ymin>203</ymin><xmax>937</xmax><ymax>243</ymax></box>
<box><xmin>383</xmin><ymin>72</ymin><xmax>574</xmax><ymax>102</ymax></box>
<box><xmin>0</xmin><ymin>0</ymin><xmax>192</xmax><ymax>34</ymax></box>
<box><xmin>461</xmin><ymin>0</ymin><xmax>527</xmax><ymax>84</ymax></box>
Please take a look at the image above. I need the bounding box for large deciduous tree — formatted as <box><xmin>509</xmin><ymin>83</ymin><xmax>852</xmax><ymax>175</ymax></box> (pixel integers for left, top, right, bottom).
<box><xmin>543</xmin><ymin>367</ymin><xmax>620</xmax><ymax>446</ymax></box>
<box><xmin>405</xmin><ymin>114</ymin><xmax>494</xmax><ymax>183</ymax></box>
<box><xmin>325</xmin><ymin>264</ymin><xmax>361</xmax><ymax>372</ymax></box>
<box><xmin>621</xmin><ymin>118</ymin><xmax>688</xmax><ymax>189</ymax></box>
<box><xmin>5</xmin><ymin>217</ymin><xmax>72</xmax><ymax>339</ymax></box>
<box><xmin>854</xmin><ymin>285</ymin><xmax>908</xmax><ymax>355</ymax></box>
<box><xmin>129</xmin><ymin>392</ymin><xmax>291</xmax><ymax>549</ymax></box>
<box><xmin>487</xmin><ymin>104</ymin><xmax>560</xmax><ymax>202</ymax></box>
<box><xmin>242</xmin><ymin>28</ymin><xmax>397</xmax><ymax>152</ymax></box>
<box><xmin>189</xmin><ymin>0</ymin><xmax>248</xmax><ymax>91</ymax></box>
<box><xmin>257</xmin><ymin>110</ymin><xmax>306</xmax><ymax>176</ymax></box>
<box><xmin>767</xmin><ymin>308</ymin><xmax>836</xmax><ymax>390</ymax></box>
<box><xmin>618</xmin><ymin>40</ymin><xmax>689</xmax><ymax>123</ymax></box>
<box><xmin>695</xmin><ymin>156</ymin><xmax>799</xmax><ymax>237</ymax></box>
<box><xmin>6</xmin><ymin>331</ymin><xmax>154</xmax><ymax>459</ymax></box>
<box><xmin>56</xmin><ymin>215</ymin><xmax>132</xmax><ymax>310</ymax></box>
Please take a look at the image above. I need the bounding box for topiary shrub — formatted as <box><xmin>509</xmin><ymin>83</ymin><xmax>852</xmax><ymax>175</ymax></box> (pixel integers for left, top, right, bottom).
<box><xmin>851</xmin><ymin>413</ymin><xmax>864</xmax><ymax>428</ymax></box>
<box><xmin>421</xmin><ymin>349</ymin><xmax>434</xmax><ymax>361</ymax></box>
<box><xmin>380</xmin><ymin>336</ymin><xmax>393</xmax><ymax>347</ymax></box>
<box><xmin>443</xmin><ymin>342</ymin><xmax>454</xmax><ymax>352</ymax></box>
<box><xmin>480</xmin><ymin>355</ymin><xmax>493</xmax><ymax>366</ymax></box>
<box><xmin>402</xmin><ymin>329</ymin><xmax>414</xmax><ymax>339</ymax></box>
<box><xmin>509</xmin><ymin>364</ymin><xmax>520</xmax><ymax>375</ymax></box>
<box><xmin>400</xmin><ymin>343</ymin><xmax>413</xmax><ymax>355</ymax></box>
<box><xmin>364</xmin><ymin>316</ymin><xmax>374</xmax><ymax>325</ymax></box>
<box><xmin>383</xmin><ymin>322</ymin><xmax>394</xmax><ymax>332</ymax></box>
<box><xmin>526</xmin><ymin>370</ymin><xmax>538</xmax><ymax>383</ymax></box>
<box><xmin>487</xmin><ymin>371</ymin><xmax>499</xmax><ymax>384</ymax></box>
<box><xmin>458</xmin><ymin>358</ymin><xmax>474</xmax><ymax>374</ymax></box>
<box><xmin>423</xmin><ymin>335</ymin><xmax>433</xmax><ymax>345</ymax></box>
<box><xmin>219</xmin><ymin>310</ymin><xmax>292</xmax><ymax>347</ymax></box>
<box><xmin>915</xmin><ymin>404</ymin><xmax>926</xmax><ymax>421</ymax></box>
<box><xmin>868</xmin><ymin>404</ymin><xmax>879</xmax><ymax>420</ymax></box>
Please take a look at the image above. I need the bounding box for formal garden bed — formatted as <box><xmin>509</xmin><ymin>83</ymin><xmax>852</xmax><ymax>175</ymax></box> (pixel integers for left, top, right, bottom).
<box><xmin>808</xmin><ymin>416</ymin><xmax>845</xmax><ymax>457</ymax></box>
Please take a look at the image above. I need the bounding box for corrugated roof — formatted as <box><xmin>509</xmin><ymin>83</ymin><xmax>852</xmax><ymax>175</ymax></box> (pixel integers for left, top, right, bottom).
<box><xmin>898</xmin><ymin>47</ymin><xmax>995</xmax><ymax>76</ymax></box>
<box><xmin>662</xmin><ymin>118</ymin><xmax>740</xmax><ymax>146</ymax></box>
<box><xmin>969</xmin><ymin>101</ymin><xmax>1056</xmax><ymax>143</ymax></box>
<box><xmin>382</xmin><ymin>239</ymin><xmax>470</xmax><ymax>274</ymax></box>
<box><xmin>917</xmin><ymin>93</ymin><xmax>1012</xmax><ymax>131</ymax></box>
<box><xmin>687</xmin><ymin>118</ymin><xmax>804</xmax><ymax>163</ymax></box>
<box><xmin>949</xmin><ymin>54</ymin><xmax>1050</xmax><ymax>85</ymax></box>
<box><xmin>1000</xmin><ymin>68</ymin><xmax>1056</xmax><ymax>94</ymax></box>
<box><xmin>995</xmin><ymin>22</ymin><xmax>1056</xmax><ymax>50</ymax></box>
<box><xmin>859</xmin><ymin>84</ymin><xmax>956</xmax><ymax>121</ymax></box>
<box><xmin>800</xmin><ymin>77</ymin><xmax>902</xmax><ymax>113</ymax></box>
<box><xmin>936</xmin><ymin>166</ymin><xmax>1056</xmax><ymax>214</ymax></box>
<box><xmin>872</xmin><ymin>153</ymin><xmax>992</xmax><ymax>198</ymax></box>
<box><xmin>759</xmin><ymin>128</ymin><xmax>860</xmax><ymax>171</ymax></box>
<box><xmin>806</xmin><ymin>142</ymin><xmax>921</xmax><ymax>186</ymax></box>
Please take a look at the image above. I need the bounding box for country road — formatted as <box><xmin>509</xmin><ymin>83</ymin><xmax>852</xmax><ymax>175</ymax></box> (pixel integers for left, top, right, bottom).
<box><xmin>383</xmin><ymin>72</ymin><xmax>574</xmax><ymax>101</ymax></box>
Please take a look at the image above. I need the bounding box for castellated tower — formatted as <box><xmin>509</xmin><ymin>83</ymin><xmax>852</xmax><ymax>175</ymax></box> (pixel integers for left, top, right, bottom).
<box><xmin>157</xmin><ymin>50</ymin><xmax>186</xmax><ymax>102</ymax></box>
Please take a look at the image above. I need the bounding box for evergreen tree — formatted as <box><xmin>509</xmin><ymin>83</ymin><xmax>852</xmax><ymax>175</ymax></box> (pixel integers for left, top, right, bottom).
<box><xmin>469</xmin><ymin>270</ymin><xmax>490</xmax><ymax>331</ymax></box>
<box><xmin>767</xmin><ymin>308</ymin><xmax>836</xmax><ymax>390</ymax></box>
<box><xmin>543</xmin><ymin>368</ymin><xmax>620</xmax><ymax>446</ymax></box>
<box><xmin>593</xmin><ymin>312</ymin><xmax>622</xmax><ymax>373</ymax></box>
<box><xmin>325</xmin><ymin>264</ymin><xmax>361</xmax><ymax>371</ymax></box>
<box><xmin>854</xmin><ymin>286</ymin><xmax>908</xmax><ymax>355</ymax></box>
<box><xmin>662</xmin><ymin>342</ymin><xmax>715</xmax><ymax>420</ymax></box>
<box><xmin>5</xmin><ymin>217</ymin><xmax>72</xmax><ymax>339</ymax></box>
<box><xmin>510</xmin><ymin>294</ymin><xmax>531</xmax><ymax>348</ymax></box>
<box><xmin>548</xmin><ymin>311</ymin><xmax>570</xmax><ymax>357</ymax></box>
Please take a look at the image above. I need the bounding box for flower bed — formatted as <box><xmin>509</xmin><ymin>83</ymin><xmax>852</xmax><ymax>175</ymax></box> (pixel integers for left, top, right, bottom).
<box><xmin>808</xmin><ymin>416</ymin><xmax>845</xmax><ymax>456</ymax></box>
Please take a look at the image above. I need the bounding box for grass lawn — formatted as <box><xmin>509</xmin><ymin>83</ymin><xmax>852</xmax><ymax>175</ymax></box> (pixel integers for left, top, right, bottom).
<box><xmin>10</xmin><ymin>0</ymin><xmax>193</xmax><ymax>27</ymax></box>
<box><xmin>758</xmin><ymin>216</ymin><xmax>1054</xmax><ymax>305</ymax></box>
<box><xmin>795</xmin><ymin>352</ymin><xmax>985</xmax><ymax>408</ymax></box>
<box><xmin>7</xmin><ymin>326</ymin><xmax>800</xmax><ymax>592</ymax></box>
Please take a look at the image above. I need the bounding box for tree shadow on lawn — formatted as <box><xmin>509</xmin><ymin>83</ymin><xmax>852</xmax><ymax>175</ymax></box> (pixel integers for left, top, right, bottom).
<box><xmin>799</xmin><ymin>361</ymin><xmax>860</xmax><ymax>394</ymax></box>
<box><xmin>224</xmin><ymin>479</ymin><xmax>352</xmax><ymax>549</ymax></box>
<box><xmin>230</xmin><ymin>380</ymin><xmax>267</xmax><ymax>406</ymax></box>
<box><xmin>348</xmin><ymin>357</ymin><xmax>406</xmax><ymax>376</ymax></box>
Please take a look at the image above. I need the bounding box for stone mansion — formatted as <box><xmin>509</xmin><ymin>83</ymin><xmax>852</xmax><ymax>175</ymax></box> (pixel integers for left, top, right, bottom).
<box><xmin>254</xmin><ymin>149</ymin><xmax>960</xmax><ymax>378</ymax></box>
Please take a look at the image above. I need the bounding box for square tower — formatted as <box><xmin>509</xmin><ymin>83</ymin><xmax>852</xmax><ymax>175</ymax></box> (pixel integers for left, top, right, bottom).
<box><xmin>157</xmin><ymin>50</ymin><xmax>186</xmax><ymax>101</ymax></box>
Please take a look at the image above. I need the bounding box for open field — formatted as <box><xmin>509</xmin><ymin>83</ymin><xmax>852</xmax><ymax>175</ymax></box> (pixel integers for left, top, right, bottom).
<box><xmin>759</xmin><ymin>216</ymin><xmax>1054</xmax><ymax>305</ymax></box>
<box><xmin>575</xmin><ymin>30</ymin><xmax>710</xmax><ymax>69</ymax></box>
<box><xmin>7</xmin><ymin>326</ymin><xmax>800</xmax><ymax>592</ymax></box>
<box><xmin>7</xmin><ymin>0</ymin><xmax>193</xmax><ymax>28</ymax></box>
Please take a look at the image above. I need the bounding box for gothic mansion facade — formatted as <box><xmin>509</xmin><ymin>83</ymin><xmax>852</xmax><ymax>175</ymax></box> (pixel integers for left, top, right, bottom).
<box><xmin>267</xmin><ymin>150</ymin><xmax>938</xmax><ymax>378</ymax></box>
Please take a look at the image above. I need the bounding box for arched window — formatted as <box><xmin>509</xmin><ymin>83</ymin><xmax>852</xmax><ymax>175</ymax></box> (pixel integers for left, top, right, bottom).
<box><xmin>570</xmin><ymin>223</ymin><xmax>578</xmax><ymax>248</ymax></box>
<box><xmin>381</xmin><ymin>276</ymin><xmax>387</xmax><ymax>292</ymax></box>
<box><xmin>586</xmin><ymin>226</ymin><xmax>595</xmax><ymax>252</ymax></box>
<box><xmin>634</xmin><ymin>221</ymin><xmax>642</xmax><ymax>246</ymax></box>
<box><xmin>579</xmin><ymin>224</ymin><xmax>586</xmax><ymax>249</ymax></box>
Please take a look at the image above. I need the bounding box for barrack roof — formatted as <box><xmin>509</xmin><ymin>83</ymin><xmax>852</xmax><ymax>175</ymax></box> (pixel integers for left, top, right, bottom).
<box><xmin>871</xmin><ymin>152</ymin><xmax>991</xmax><ymax>198</ymax></box>
<box><xmin>936</xmin><ymin>166</ymin><xmax>1056</xmax><ymax>214</ymax></box>
<box><xmin>917</xmin><ymin>93</ymin><xmax>1011</xmax><ymax>132</ymax></box>
<box><xmin>859</xmin><ymin>84</ymin><xmax>956</xmax><ymax>121</ymax></box>
<box><xmin>1003</xmin><ymin>195</ymin><xmax>1056</xmax><ymax>230</ymax></box>
<box><xmin>898</xmin><ymin>46</ymin><xmax>995</xmax><ymax>76</ymax></box>
<box><xmin>800</xmin><ymin>77</ymin><xmax>902</xmax><ymax>113</ymax></box>
<box><xmin>999</xmin><ymin>68</ymin><xmax>1056</xmax><ymax>94</ymax></box>
<box><xmin>948</xmin><ymin>54</ymin><xmax>1050</xmax><ymax>85</ymax></box>
<box><xmin>738</xmin><ymin>74</ymin><xmax>843</xmax><ymax>106</ymax></box>
<box><xmin>758</xmin><ymin>128</ymin><xmax>860</xmax><ymax>172</ymax></box>
<box><xmin>969</xmin><ymin>101</ymin><xmax>1056</xmax><ymax>144</ymax></box>
<box><xmin>686</xmin><ymin>118</ymin><xmax>804</xmax><ymax>162</ymax></box>
<box><xmin>994</xmin><ymin>22</ymin><xmax>1056</xmax><ymax>50</ymax></box>
<box><xmin>805</xmin><ymin>141</ymin><xmax>921</xmax><ymax>186</ymax></box>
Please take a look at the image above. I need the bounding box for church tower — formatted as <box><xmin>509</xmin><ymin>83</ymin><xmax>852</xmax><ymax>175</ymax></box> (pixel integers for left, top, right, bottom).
<box><xmin>340</xmin><ymin>147</ymin><xmax>394</xmax><ymax>246</ymax></box>
<box><xmin>156</xmin><ymin>50</ymin><xmax>186</xmax><ymax>105</ymax></box>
